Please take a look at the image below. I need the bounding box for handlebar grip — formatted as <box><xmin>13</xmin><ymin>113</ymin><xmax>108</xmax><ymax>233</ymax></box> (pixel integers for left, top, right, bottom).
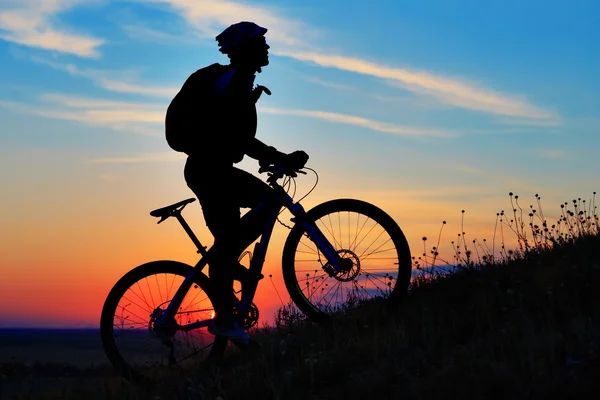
<box><xmin>258</xmin><ymin>164</ymin><xmax>305</xmax><ymax>176</ymax></box>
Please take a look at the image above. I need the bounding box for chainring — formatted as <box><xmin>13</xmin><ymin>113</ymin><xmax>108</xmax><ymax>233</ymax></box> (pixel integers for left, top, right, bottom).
<box><xmin>242</xmin><ymin>302</ymin><xmax>260</xmax><ymax>329</ymax></box>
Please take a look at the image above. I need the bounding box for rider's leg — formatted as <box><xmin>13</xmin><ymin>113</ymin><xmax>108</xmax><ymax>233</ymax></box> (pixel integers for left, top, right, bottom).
<box><xmin>202</xmin><ymin>167</ymin><xmax>274</xmax><ymax>310</ymax></box>
<box><xmin>184</xmin><ymin>161</ymin><xmax>271</xmax><ymax>340</ymax></box>
<box><xmin>229</xmin><ymin>167</ymin><xmax>276</xmax><ymax>277</ymax></box>
<box><xmin>184</xmin><ymin>160</ymin><xmax>242</xmax><ymax>332</ymax></box>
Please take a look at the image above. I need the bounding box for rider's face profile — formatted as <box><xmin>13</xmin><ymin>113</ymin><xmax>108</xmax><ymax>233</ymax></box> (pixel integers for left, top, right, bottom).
<box><xmin>233</xmin><ymin>36</ymin><xmax>270</xmax><ymax>69</ymax></box>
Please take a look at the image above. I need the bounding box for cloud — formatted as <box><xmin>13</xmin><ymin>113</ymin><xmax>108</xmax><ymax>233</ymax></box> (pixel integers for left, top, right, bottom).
<box><xmin>537</xmin><ymin>149</ymin><xmax>566</xmax><ymax>159</ymax></box>
<box><xmin>99</xmin><ymin>173</ymin><xmax>118</xmax><ymax>181</ymax></box>
<box><xmin>496</xmin><ymin>117</ymin><xmax>562</xmax><ymax>127</ymax></box>
<box><xmin>94</xmin><ymin>79</ymin><xmax>177</xmax><ymax>98</ymax></box>
<box><xmin>142</xmin><ymin>0</ymin><xmax>320</xmax><ymax>49</ymax></box>
<box><xmin>89</xmin><ymin>152</ymin><xmax>185</xmax><ymax>163</ymax></box>
<box><xmin>302</xmin><ymin>76</ymin><xmax>355</xmax><ymax>91</ymax></box>
<box><xmin>30</xmin><ymin>56</ymin><xmax>179</xmax><ymax>98</ymax></box>
<box><xmin>38</xmin><ymin>93</ymin><xmax>165</xmax><ymax>124</ymax></box>
<box><xmin>0</xmin><ymin>0</ymin><xmax>104</xmax><ymax>57</ymax></box>
<box><xmin>259</xmin><ymin>107</ymin><xmax>455</xmax><ymax>138</ymax></box>
<box><xmin>453</xmin><ymin>165</ymin><xmax>486</xmax><ymax>175</ymax></box>
<box><xmin>370</xmin><ymin>93</ymin><xmax>450</xmax><ymax>110</ymax></box>
<box><xmin>0</xmin><ymin>96</ymin><xmax>164</xmax><ymax>136</ymax></box>
<box><xmin>7</xmin><ymin>1</ymin><xmax>558</xmax><ymax>128</ymax></box>
<box><xmin>1</xmin><ymin>91</ymin><xmax>454</xmax><ymax>139</ymax></box>
<box><xmin>121</xmin><ymin>24</ymin><xmax>197</xmax><ymax>45</ymax></box>
<box><xmin>39</xmin><ymin>93</ymin><xmax>164</xmax><ymax>110</ymax></box>
<box><xmin>275</xmin><ymin>51</ymin><xmax>558</xmax><ymax>123</ymax></box>
<box><xmin>136</xmin><ymin>1</ymin><xmax>559</xmax><ymax>124</ymax></box>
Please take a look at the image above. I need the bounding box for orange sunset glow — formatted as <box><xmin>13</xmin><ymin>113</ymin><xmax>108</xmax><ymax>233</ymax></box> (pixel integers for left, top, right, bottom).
<box><xmin>2</xmin><ymin>0</ymin><xmax>599</xmax><ymax>331</ymax></box>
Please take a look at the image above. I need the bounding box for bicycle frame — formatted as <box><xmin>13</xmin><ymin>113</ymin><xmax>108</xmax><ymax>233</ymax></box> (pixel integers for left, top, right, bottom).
<box><xmin>157</xmin><ymin>171</ymin><xmax>344</xmax><ymax>332</ymax></box>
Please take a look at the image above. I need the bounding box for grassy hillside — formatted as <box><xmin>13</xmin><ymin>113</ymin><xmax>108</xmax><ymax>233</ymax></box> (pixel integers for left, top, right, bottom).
<box><xmin>3</xmin><ymin>193</ymin><xmax>600</xmax><ymax>399</ymax></box>
<box><xmin>175</xmin><ymin>233</ymin><xmax>600</xmax><ymax>400</ymax></box>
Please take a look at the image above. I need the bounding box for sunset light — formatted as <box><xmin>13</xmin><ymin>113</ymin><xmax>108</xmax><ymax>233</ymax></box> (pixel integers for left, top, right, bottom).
<box><xmin>1</xmin><ymin>0</ymin><xmax>598</xmax><ymax>332</ymax></box>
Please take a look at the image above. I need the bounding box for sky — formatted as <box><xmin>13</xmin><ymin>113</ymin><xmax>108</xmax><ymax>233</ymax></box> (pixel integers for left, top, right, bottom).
<box><xmin>1</xmin><ymin>0</ymin><xmax>599</xmax><ymax>328</ymax></box>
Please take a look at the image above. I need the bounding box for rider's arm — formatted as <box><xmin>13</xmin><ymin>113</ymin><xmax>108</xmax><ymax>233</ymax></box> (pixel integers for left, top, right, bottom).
<box><xmin>246</xmin><ymin>138</ymin><xmax>286</xmax><ymax>164</ymax></box>
<box><xmin>215</xmin><ymin>69</ymin><xmax>286</xmax><ymax>163</ymax></box>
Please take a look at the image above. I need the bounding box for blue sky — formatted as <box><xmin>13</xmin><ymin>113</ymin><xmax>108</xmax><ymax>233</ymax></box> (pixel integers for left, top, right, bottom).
<box><xmin>2</xmin><ymin>0</ymin><xmax>599</xmax><ymax>240</ymax></box>
<box><xmin>1</xmin><ymin>0</ymin><xmax>599</xmax><ymax>326</ymax></box>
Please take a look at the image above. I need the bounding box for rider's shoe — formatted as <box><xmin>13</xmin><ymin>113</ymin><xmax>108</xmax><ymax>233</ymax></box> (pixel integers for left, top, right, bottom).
<box><xmin>207</xmin><ymin>319</ymin><xmax>250</xmax><ymax>346</ymax></box>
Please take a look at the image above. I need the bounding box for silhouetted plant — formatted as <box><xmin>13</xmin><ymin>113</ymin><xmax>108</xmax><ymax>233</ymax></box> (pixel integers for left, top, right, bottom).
<box><xmin>411</xmin><ymin>191</ymin><xmax>599</xmax><ymax>283</ymax></box>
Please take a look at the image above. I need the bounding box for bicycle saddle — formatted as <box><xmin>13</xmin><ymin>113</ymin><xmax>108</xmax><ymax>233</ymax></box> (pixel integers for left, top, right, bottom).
<box><xmin>150</xmin><ymin>198</ymin><xmax>196</xmax><ymax>219</ymax></box>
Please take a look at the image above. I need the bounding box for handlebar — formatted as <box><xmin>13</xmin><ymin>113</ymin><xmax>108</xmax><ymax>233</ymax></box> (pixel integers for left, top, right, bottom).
<box><xmin>258</xmin><ymin>163</ymin><xmax>306</xmax><ymax>184</ymax></box>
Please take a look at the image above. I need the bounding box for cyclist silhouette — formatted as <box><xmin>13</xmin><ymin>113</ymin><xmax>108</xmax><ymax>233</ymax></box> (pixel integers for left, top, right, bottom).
<box><xmin>173</xmin><ymin>21</ymin><xmax>309</xmax><ymax>344</ymax></box>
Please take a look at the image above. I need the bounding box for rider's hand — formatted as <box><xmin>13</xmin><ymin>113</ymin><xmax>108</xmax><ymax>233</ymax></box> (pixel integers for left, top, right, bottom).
<box><xmin>283</xmin><ymin>150</ymin><xmax>309</xmax><ymax>170</ymax></box>
<box><xmin>252</xmin><ymin>85</ymin><xmax>271</xmax><ymax>103</ymax></box>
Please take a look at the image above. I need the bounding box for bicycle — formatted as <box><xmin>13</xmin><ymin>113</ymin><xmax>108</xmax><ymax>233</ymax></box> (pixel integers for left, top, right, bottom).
<box><xmin>100</xmin><ymin>163</ymin><xmax>412</xmax><ymax>386</ymax></box>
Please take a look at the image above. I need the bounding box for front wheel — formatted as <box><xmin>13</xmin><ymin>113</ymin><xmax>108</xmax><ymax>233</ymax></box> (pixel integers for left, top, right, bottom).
<box><xmin>282</xmin><ymin>199</ymin><xmax>412</xmax><ymax>323</ymax></box>
<box><xmin>100</xmin><ymin>261</ymin><xmax>228</xmax><ymax>386</ymax></box>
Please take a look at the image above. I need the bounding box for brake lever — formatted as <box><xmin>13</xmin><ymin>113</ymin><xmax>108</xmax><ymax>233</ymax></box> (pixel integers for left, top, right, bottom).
<box><xmin>258</xmin><ymin>164</ymin><xmax>306</xmax><ymax>177</ymax></box>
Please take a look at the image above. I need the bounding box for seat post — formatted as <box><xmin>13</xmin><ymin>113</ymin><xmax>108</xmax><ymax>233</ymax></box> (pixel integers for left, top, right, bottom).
<box><xmin>174</xmin><ymin>211</ymin><xmax>208</xmax><ymax>256</ymax></box>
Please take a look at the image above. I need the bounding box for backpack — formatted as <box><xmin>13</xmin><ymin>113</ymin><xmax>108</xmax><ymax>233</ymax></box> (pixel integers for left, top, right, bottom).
<box><xmin>165</xmin><ymin>63</ymin><xmax>227</xmax><ymax>154</ymax></box>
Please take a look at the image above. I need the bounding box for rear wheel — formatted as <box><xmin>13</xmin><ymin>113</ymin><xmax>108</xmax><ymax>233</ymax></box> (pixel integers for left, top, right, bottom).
<box><xmin>282</xmin><ymin>199</ymin><xmax>412</xmax><ymax>323</ymax></box>
<box><xmin>100</xmin><ymin>261</ymin><xmax>227</xmax><ymax>386</ymax></box>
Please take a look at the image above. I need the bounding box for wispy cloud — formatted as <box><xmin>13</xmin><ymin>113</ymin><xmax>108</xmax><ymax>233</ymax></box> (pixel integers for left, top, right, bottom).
<box><xmin>137</xmin><ymin>1</ymin><xmax>559</xmax><ymax>124</ymax></box>
<box><xmin>453</xmin><ymin>165</ymin><xmax>486</xmax><ymax>175</ymax></box>
<box><xmin>121</xmin><ymin>24</ymin><xmax>196</xmax><ymax>45</ymax></box>
<box><xmin>260</xmin><ymin>107</ymin><xmax>455</xmax><ymax>138</ymax></box>
<box><xmin>0</xmin><ymin>95</ymin><xmax>164</xmax><ymax>136</ymax></box>
<box><xmin>89</xmin><ymin>152</ymin><xmax>185</xmax><ymax>163</ymax></box>
<box><xmin>30</xmin><ymin>56</ymin><xmax>178</xmax><ymax>98</ymax></box>
<box><xmin>496</xmin><ymin>117</ymin><xmax>562</xmax><ymax>127</ymax></box>
<box><xmin>275</xmin><ymin>51</ymin><xmax>558</xmax><ymax>123</ymax></box>
<box><xmin>302</xmin><ymin>76</ymin><xmax>355</xmax><ymax>91</ymax></box>
<box><xmin>99</xmin><ymin>173</ymin><xmax>119</xmax><ymax>181</ymax></box>
<box><xmin>370</xmin><ymin>93</ymin><xmax>451</xmax><ymax>110</ymax></box>
<box><xmin>1</xmin><ymin>91</ymin><xmax>454</xmax><ymax>139</ymax></box>
<box><xmin>537</xmin><ymin>149</ymin><xmax>567</xmax><ymax>159</ymax></box>
<box><xmin>143</xmin><ymin>0</ymin><xmax>320</xmax><ymax>50</ymax></box>
<box><xmin>39</xmin><ymin>93</ymin><xmax>164</xmax><ymax>110</ymax></box>
<box><xmin>96</xmin><ymin>79</ymin><xmax>177</xmax><ymax>98</ymax></box>
<box><xmin>11</xmin><ymin>1</ymin><xmax>558</xmax><ymax>129</ymax></box>
<box><xmin>0</xmin><ymin>0</ymin><xmax>104</xmax><ymax>57</ymax></box>
<box><xmin>38</xmin><ymin>93</ymin><xmax>165</xmax><ymax>124</ymax></box>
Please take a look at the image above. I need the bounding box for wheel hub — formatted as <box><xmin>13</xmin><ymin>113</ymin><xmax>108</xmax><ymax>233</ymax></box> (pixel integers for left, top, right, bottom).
<box><xmin>149</xmin><ymin>307</ymin><xmax>177</xmax><ymax>338</ymax></box>
<box><xmin>323</xmin><ymin>249</ymin><xmax>361</xmax><ymax>282</ymax></box>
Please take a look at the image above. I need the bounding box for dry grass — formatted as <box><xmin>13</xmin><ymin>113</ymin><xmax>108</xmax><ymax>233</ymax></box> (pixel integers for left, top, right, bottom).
<box><xmin>2</xmin><ymin>192</ymin><xmax>600</xmax><ymax>399</ymax></box>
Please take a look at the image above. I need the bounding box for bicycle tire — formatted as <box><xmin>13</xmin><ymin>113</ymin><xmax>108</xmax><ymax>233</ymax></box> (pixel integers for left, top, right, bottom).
<box><xmin>100</xmin><ymin>260</ymin><xmax>228</xmax><ymax>386</ymax></box>
<box><xmin>282</xmin><ymin>199</ymin><xmax>412</xmax><ymax>323</ymax></box>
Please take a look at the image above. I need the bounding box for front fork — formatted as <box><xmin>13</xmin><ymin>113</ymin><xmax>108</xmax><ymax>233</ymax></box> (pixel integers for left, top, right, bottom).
<box><xmin>287</xmin><ymin>201</ymin><xmax>344</xmax><ymax>272</ymax></box>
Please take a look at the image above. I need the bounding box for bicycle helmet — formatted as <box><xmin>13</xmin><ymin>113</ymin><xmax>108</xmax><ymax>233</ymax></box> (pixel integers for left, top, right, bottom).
<box><xmin>216</xmin><ymin>21</ymin><xmax>268</xmax><ymax>54</ymax></box>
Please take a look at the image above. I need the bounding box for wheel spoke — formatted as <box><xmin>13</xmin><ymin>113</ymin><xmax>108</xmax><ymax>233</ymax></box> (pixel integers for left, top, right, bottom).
<box><xmin>284</xmin><ymin>200</ymin><xmax>411</xmax><ymax>320</ymax></box>
<box><xmin>358</xmin><ymin>232</ymin><xmax>391</xmax><ymax>260</ymax></box>
<box><xmin>101</xmin><ymin>262</ymin><xmax>226</xmax><ymax>385</ymax></box>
